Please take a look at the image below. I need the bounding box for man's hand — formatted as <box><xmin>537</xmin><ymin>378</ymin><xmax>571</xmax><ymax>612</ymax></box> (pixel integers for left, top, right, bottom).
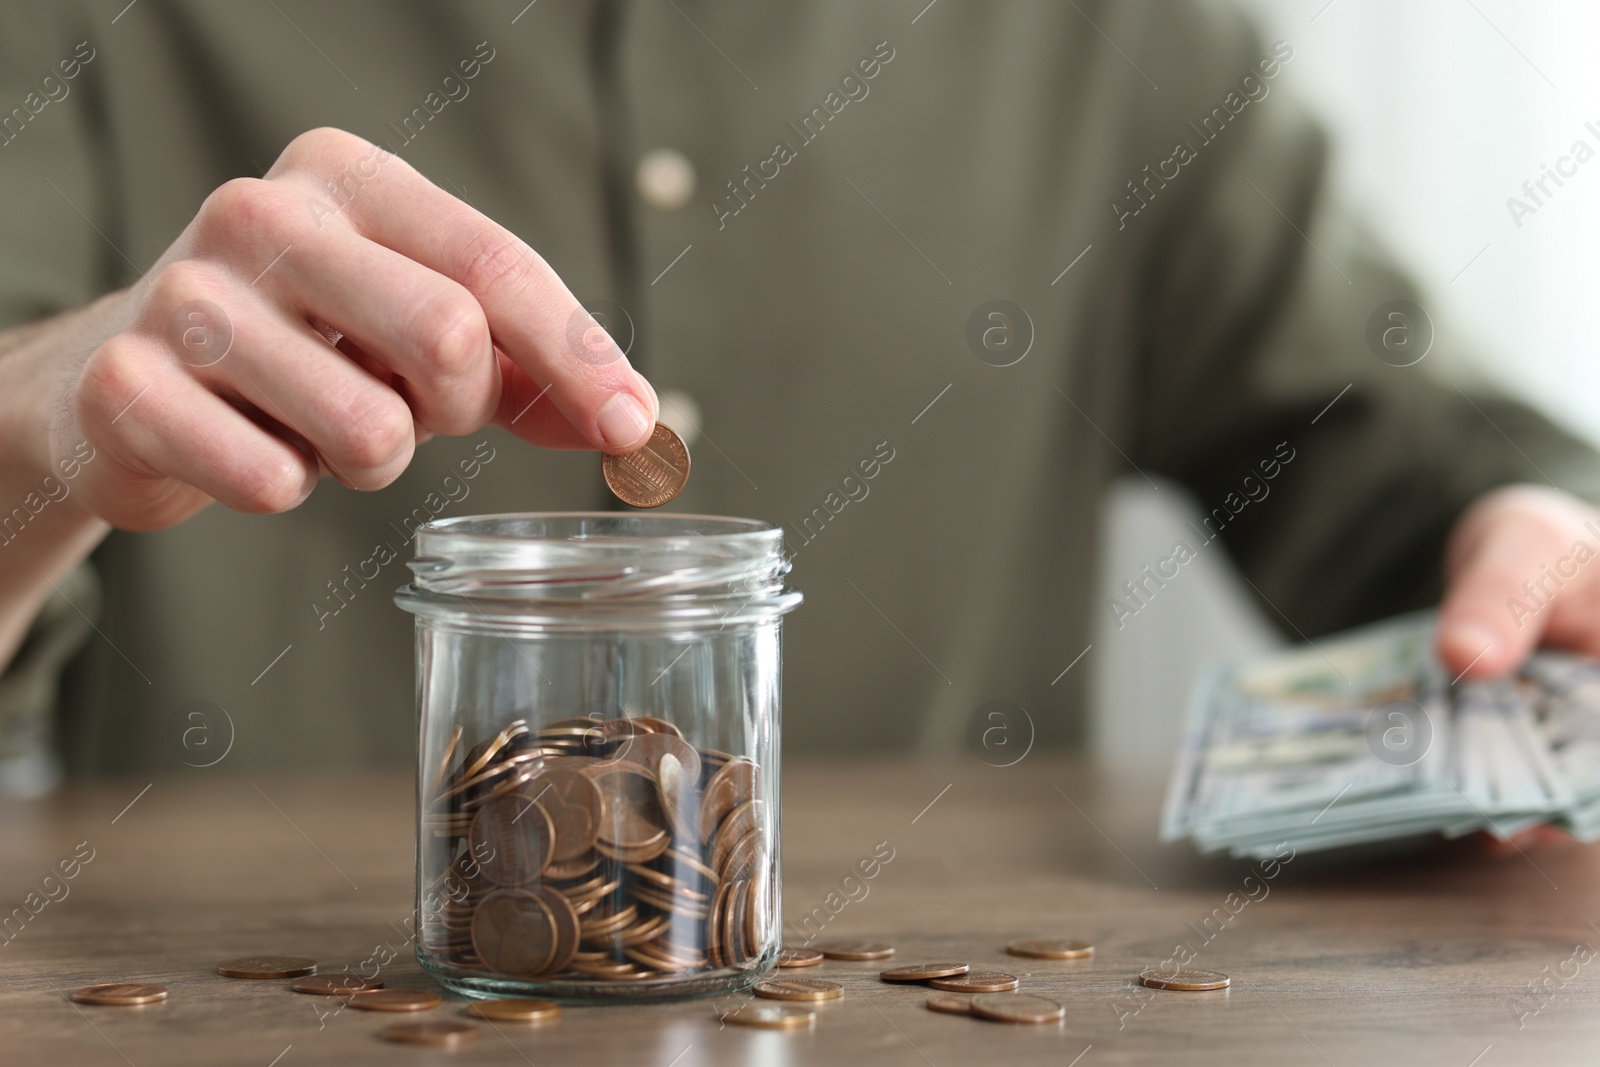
<box><xmin>1438</xmin><ymin>484</ymin><xmax>1600</xmax><ymax>679</ymax></box>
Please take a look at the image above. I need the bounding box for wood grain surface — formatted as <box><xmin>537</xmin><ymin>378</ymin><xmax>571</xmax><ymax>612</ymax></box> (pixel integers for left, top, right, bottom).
<box><xmin>2</xmin><ymin>756</ymin><xmax>1597</xmax><ymax>1065</ymax></box>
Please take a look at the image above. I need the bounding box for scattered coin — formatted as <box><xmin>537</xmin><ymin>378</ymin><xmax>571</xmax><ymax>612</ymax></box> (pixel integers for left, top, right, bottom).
<box><xmin>969</xmin><ymin>992</ymin><xmax>1065</xmax><ymax>1024</ymax></box>
<box><xmin>71</xmin><ymin>983</ymin><xmax>168</xmax><ymax>1006</ymax></box>
<box><xmin>216</xmin><ymin>956</ymin><xmax>317</xmax><ymax>979</ymax></box>
<box><xmin>465</xmin><ymin>998</ymin><xmax>562</xmax><ymax>1022</ymax></box>
<box><xmin>816</xmin><ymin>940</ymin><xmax>895</xmax><ymax>961</ymax></box>
<box><xmin>724</xmin><ymin>1004</ymin><xmax>817</xmax><ymax>1030</ymax></box>
<box><xmin>778</xmin><ymin>947</ymin><xmax>824</xmax><ymax>968</ymax></box>
<box><xmin>1006</xmin><ymin>938</ymin><xmax>1093</xmax><ymax>960</ymax></box>
<box><xmin>753</xmin><ymin>978</ymin><xmax>844</xmax><ymax>1002</ymax></box>
<box><xmin>1138</xmin><ymin>967</ymin><xmax>1231</xmax><ymax>991</ymax></box>
<box><xmin>928</xmin><ymin>971</ymin><xmax>1019</xmax><ymax>993</ymax></box>
<box><xmin>349</xmin><ymin>989</ymin><xmax>444</xmax><ymax>1012</ymax></box>
<box><xmin>880</xmin><ymin>962</ymin><xmax>970</xmax><ymax>982</ymax></box>
<box><xmin>925</xmin><ymin>992</ymin><xmax>974</xmax><ymax>1016</ymax></box>
<box><xmin>379</xmin><ymin>1021</ymin><xmax>480</xmax><ymax>1047</ymax></box>
<box><xmin>601</xmin><ymin>422</ymin><xmax>691</xmax><ymax>509</ymax></box>
<box><xmin>290</xmin><ymin>974</ymin><xmax>384</xmax><ymax>996</ymax></box>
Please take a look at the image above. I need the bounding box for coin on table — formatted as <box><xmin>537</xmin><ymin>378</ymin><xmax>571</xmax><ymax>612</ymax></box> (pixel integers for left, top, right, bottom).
<box><xmin>969</xmin><ymin>992</ymin><xmax>1065</xmax><ymax>1024</ymax></box>
<box><xmin>778</xmin><ymin>947</ymin><xmax>824</xmax><ymax>968</ymax></box>
<box><xmin>216</xmin><ymin>956</ymin><xmax>318</xmax><ymax>979</ymax></box>
<box><xmin>880</xmin><ymin>962</ymin><xmax>969</xmax><ymax>982</ymax></box>
<box><xmin>465</xmin><ymin>998</ymin><xmax>562</xmax><ymax>1022</ymax></box>
<box><xmin>379</xmin><ymin>1021</ymin><xmax>479</xmax><ymax>1047</ymax></box>
<box><xmin>349</xmin><ymin>989</ymin><xmax>444</xmax><ymax>1012</ymax></box>
<box><xmin>72</xmin><ymin>983</ymin><xmax>168</xmax><ymax>1006</ymax></box>
<box><xmin>815</xmin><ymin>940</ymin><xmax>895</xmax><ymax>961</ymax></box>
<box><xmin>753</xmin><ymin>978</ymin><xmax>844</xmax><ymax>1002</ymax></box>
<box><xmin>290</xmin><ymin>974</ymin><xmax>384</xmax><ymax>995</ymax></box>
<box><xmin>1006</xmin><ymin>938</ymin><xmax>1094</xmax><ymax>960</ymax></box>
<box><xmin>1138</xmin><ymin>967</ymin><xmax>1230</xmax><ymax>991</ymax></box>
<box><xmin>925</xmin><ymin>992</ymin><xmax>973</xmax><ymax>1016</ymax></box>
<box><xmin>601</xmin><ymin>422</ymin><xmax>691</xmax><ymax>509</ymax></box>
<box><xmin>928</xmin><ymin>971</ymin><xmax>1020</xmax><ymax>993</ymax></box>
<box><xmin>724</xmin><ymin>1004</ymin><xmax>816</xmax><ymax>1030</ymax></box>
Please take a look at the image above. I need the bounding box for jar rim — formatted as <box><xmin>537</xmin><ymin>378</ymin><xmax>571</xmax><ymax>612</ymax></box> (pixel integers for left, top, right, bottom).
<box><xmin>418</xmin><ymin>511</ymin><xmax>781</xmax><ymax>544</ymax></box>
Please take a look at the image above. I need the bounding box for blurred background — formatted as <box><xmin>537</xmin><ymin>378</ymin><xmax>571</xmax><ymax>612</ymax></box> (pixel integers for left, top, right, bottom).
<box><xmin>1093</xmin><ymin>0</ymin><xmax>1600</xmax><ymax>762</ymax></box>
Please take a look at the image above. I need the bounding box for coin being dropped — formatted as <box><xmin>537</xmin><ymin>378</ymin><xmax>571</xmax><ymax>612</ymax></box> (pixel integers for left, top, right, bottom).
<box><xmin>724</xmin><ymin>1004</ymin><xmax>816</xmax><ymax>1030</ymax></box>
<box><xmin>290</xmin><ymin>974</ymin><xmax>384</xmax><ymax>995</ymax></box>
<box><xmin>1138</xmin><ymin>967</ymin><xmax>1230</xmax><ymax>991</ymax></box>
<box><xmin>466</xmin><ymin>998</ymin><xmax>562</xmax><ymax>1022</ymax></box>
<box><xmin>349</xmin><ymin>989</ymin><xmax>444</xmax><ymax>1012</ymax></box>
<box><xmin>816</xmin><ymin>940</ymin><xmax>895</xmax><ymax>961</ymax></box>
<box><xmin>778</xmin><ymin>947</ymin><xmax>824</xmax><ymax>968</ymax></box>
<box><xmin>969</xmin><ymin>992</ymin><xmax>1065</xmax><ymax>1024</ymax></box>
<box><xmin>216</xmin><ymin>956</ymin><xmax>317</xmax><ymax>979</ymax></box>
<box><xmin>753</xmin><ymin>978</ymin><xmax>844</xmax><ymax>1002</ymax></box>
<box><xmin>379</xmin><ymin>1021</ymin><xmax>479</xmax><ymax>1048</ymax></box>
<box><xmin>925</xmin><ymin>992</ymin><xmax>973</xmax><ymax>1016</ymax></box>
<box><xmin>1006</xmin><ymin>938</ymin><xmax>1094</xmax><ymax>960</ymax></box>
<box><xmin>880</xmin><ymin>962</ymin><xmax>969</xmax><ymax>982</ymax></box>
<box><xmin>601</xmin><ymin>422</ymin><xmax>690</xmax><ymax>509</ymax></box>
<box><xmin>928</xmin><ymin>971</ymin><xmax>1019</xmax><ymax>993</ymax></box>
<box><xmin>72</xmin><ymin>983</ymin><xmax>168</xmax><ymax>1006</ymax></box>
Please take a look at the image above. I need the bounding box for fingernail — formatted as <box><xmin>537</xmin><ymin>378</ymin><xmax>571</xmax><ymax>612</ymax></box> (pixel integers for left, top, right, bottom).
<box><xmin>597</xmin><ymin>392</ymin><xmax>652</xmax><ymax>451</ymax></box>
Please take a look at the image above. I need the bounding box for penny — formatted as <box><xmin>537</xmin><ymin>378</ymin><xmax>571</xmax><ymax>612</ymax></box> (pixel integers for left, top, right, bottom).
<box><xmin>216</xmin><ymin>956</ymin><xmax>317</xmax><ymax>979</ymax></box>
<box><xmin>590</xmin><ymin>762</ymin><xmax>669</xmax><ymax>853</ymax></box>
<box><xmin>601</xmin><ymin>422</ymin><xmax>691</xmax><ymax>509</ymax></box>
<box><xmin>816</xmin><ymin>940</ymin><xmax>895</xmax><ymax>961</ymax></box>
<box><xmin>534</xmin><ymin>884</ymin><xmax>582</xmax><ymax>975</ymax></box>
<box><xmin>470</xmin><ymin>791</ymin><xmax>556</xmax><ymax>886</ymax></box>
<box><xmin>379</xmin><ymin>1021</ymin><xmax>479</xmax><ymax>1047</ymax></box>
<box><xmin>656</xmin><ymin>751</ymin><xmax>700</xmax><ymax>841</ymax></box>
<box><xmin>753</xmin><ymin>978</ymin><xmax>844</xmax><ymax>1002</ymax></box>
<box><xmin>929</xmin><ymin>970</ymin><xmax>1020</xmax><ymax>993</ymax></box>
<box><xmin>71</xmin><ymin>983</ymin><xmax>168</xmax><ymax>1006</ymax></box>
<box><xmin>778</xmin><ymin>947</ymin><xmax>824</xmax><ymax>968</ymax></box>
<box><xmin>465</xmin><ymin>998</ymin><xmax>562</xmax><ymax>1022</ymax></box>
<box><xmin>1138</xmin><ymin>967</ymin><xmax>1231</xmax><ymax>991</ymax></box>
<box><xmin>1006</xmin><ymin>938</ymin><xmax>1094</xmax><ymax>960</ymax></box>
<box><xmin>473</xmin><ymin>889</ymin><xmax>559</xmax><ymax>976</ymax></box>
<box><xmin>524</xmin><ymin>767</ymin><xmax>604</xmax><ymax>862</ymax></box>
<box><xmin>290</xmin><ymin>974</ymin><xmax>384</xmax><ymax>995</ymax></box>
<box><xmin>699</xmin><ymin>759</ymin><xmax>756</xmax><ymax>841</ymax></box>
<box><xmin>431</xmin><ymin>724</ymin><xmax>464</xmax><ymax>795</ymax></box>
<box><xmin>881</xmin><ymin>962</ymin><xmax>970</xmax><ymax>982</ymax></box>
<box><xmin>616</xmin><ymin>731</ymin><xmax>703</xmax><ymax>787</ymax></box>
<box><xmin>925</xmin><ymin>992</ymin><xmax>973</xmax><ymax>1016</ymax></box>
<box><xmin>349</xmin><ymin>989</ymin><xmax>444</xmax><ymax>1012</ymax></box>
<box><xmin>723</xmin><ymin>1004</ymin><xmax>816</xmax><ymax>1030</ymax></box>
<box><xmin>969</xmin><ymin>992</ymin><xmax>1065</xmax><ymax>1024</ymax></box>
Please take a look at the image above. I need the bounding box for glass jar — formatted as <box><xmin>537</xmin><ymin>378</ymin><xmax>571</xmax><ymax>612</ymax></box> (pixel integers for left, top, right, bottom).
<box><xmin>394</xmin><ymin>513</ymin><xmax>801</xmax><ymax>1002</ymax></box>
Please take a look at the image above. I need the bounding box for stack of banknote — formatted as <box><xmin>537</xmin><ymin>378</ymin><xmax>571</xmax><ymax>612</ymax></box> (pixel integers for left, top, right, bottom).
<box><xmin>1161</xmin><ymin>613</ymin><xmax>1600</xmax><ymax>858</ymax></box>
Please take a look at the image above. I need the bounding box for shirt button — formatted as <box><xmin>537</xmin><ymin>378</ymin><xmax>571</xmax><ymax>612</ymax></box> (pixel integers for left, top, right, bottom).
<box><xmin>657</xmin><ymin>389</ymin><xmax>701</xmax><ymax>448</ymax></box>
<box><xmin>636</xmin><ymin>148</ymin><xmax>696</xmax><ymax>211</ymax></box>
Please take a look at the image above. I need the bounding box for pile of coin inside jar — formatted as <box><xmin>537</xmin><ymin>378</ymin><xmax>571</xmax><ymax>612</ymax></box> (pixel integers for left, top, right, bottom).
<box><xmin>421</xmin><ymin>715</ymin><xmax>769</xmax><ymax>983</ymax></box>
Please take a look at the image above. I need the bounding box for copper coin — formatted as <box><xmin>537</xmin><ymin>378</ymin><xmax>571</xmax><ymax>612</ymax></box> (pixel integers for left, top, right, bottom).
<box><xmin>929</xmin><ymin>971</ymin><xmax>1020</xmax><ymax>993</ymax></box>
<box><xmin>925</xmin><ymin>992</ymin><xmax>973</xmax><ymax>1016</ymax></box>
<box><xmin>601</xmin><ymin>422</ymin><xmax>691</xmax><ymax>509</ymax></box>
<box><xmin>379</xmin><ymin>1021</ymin><xmax>479</xmax><ymax>1047</ymax></box>
<box><xmin>969</xmin><ymin>992</ymin><xmax>1065</xmax><ymax>1024</ymax></box>
<box><xmin>754</xmin><ymin>978</ymin><xmax>844</xmax><ymax>1002</ymax></box>
<box><xmin>1138</xmin><ymin>967</ymin><xmax>1230</xmax><ymax>991</ymax></box>
<box><xmin>472</xmin><ymin>889</ymin><xmax>559</xmax><ymax>976</ymax></box>
<box><xmin>72</xmin><ymin>983</ymin><xmax>169</xmax><ymax>1006</ymax></box>
<box><xmin>349</xmin><ymin>989</ymin><xmax>444</xmax><ymax>1012</ymax></box>
<box><xmin>590</xmin><ymin>762</ymin><xmax>669</xmax><ymax>851</ymax></box>
<box><xmin>655</xmin><ymin>751</ymin><xmax>700</xmax><ymax>841</ymax></box>
<box><xmin>880</xmin><ymin>962</ymin><xmax>969</xmax><ymax>982</ymax></box>
<box><xmin>816</xmin><ymin>940</ymin><xmax>895</xmax><ymax>961</ymax></box>
<box><xmin>723</xmin><ymin>1004</ymin><xmax>816</xmax><ymax>1030</ymax></box>
<box><xmin>466</xmin><ymin>998</ymin><xmax>562</xmax><ymax>1022</ymax></box>
<box><xmin>469</xmin><ymin>791</ymin><xmax>556</xmax><ymax>886</ymax></box>
<box><xmin>1006</xmin><ymin>938</ymin><xmax>1094</xmax><ymax>960</ymax></box>
<box><xmin>216</xmin><ymin>956</ymin><xmax>317</xmax><ymax>979</ymax></box>
<box><xmin>699</xmin><ymin>759</ymin><xmax>757</xmax><ymax>841</ymax></box>
<box><xmin>615</xmin><ymin>731</ymin><xmax>703</xmax><ymax>787</ymax></box>
<box><xmin>290</xmin><ymin>974</ymin><xmax>385</xmax><ymax>995</ymax></box>
<box><xmin>534</xmin><ymin>884</ymin><xmax>581</xmax><ymax>975</ymax></box>
<box><xmin>524</xmin><ymin>768</ymin><xmax>603</xmax><ymax>863</ymax></box>
<box><xmin>778</xmin><ymin>947</ymin><xmax>824</xmax><ymax>968</ymax></box>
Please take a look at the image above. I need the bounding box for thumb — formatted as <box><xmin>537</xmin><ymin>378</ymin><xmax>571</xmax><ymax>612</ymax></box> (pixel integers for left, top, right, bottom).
<box><xmin>1437</xmin><ymin>499</ymin><xmax>1565</xmax><ymax>680</ymax></box>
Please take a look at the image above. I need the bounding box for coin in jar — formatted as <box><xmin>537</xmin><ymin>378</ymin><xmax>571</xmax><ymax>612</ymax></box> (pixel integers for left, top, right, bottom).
<box><xmin>753</xmin><ymin>978</ymin><xmax>844</xmax><ymax>1002</ymax></box>
<box><xmin>1006</xmin><ymin>938</ymin><xmax>1094</xmax><ymax>960</ymax></box>
<box><xmin>216</xmin><ymin>956</ymin><xmax>318</xmax><ymax>979</ymax></box>
<box><xmin>928</xmin><ymin>971</ymin><xmax>1019</xmax><ymax>993</ymax></box>
<box><xmin>880</xmin><ymin>962</ymin><xmax>969</xmax><ymax>982</ymax></box>
<box><xmin>290</xmin><ymin>974</ymin><xmax>384</xmax><ymax>995</ymax></box>
<box><xmin>349</xmin><ymin>989</ymin><xmax>444</xmax><ymax>1012</ymax></box>
<box><xmin>816</xmin><ymin>940</ymin><xmax>894</xmax><ymax>961</ymax></box>
<box><xmin>72</xmin><ymin>983</ymin><xmax>168</xmax><ymax>1006</ymax></box>
<box><xmin>524</xmin><ymin>768</ymin><xmax>603</xmax><ymax>862</ymax></box>
<box><xmin>379</xmin><ymin>1021</ymin><xmax>479</xmax><ymax>1047</ymax></box>
<box><xmin>1138</xmin><ymin>967</ymin><xmax>1230</xmax><ymax>991</ymax></box>
<box><xmin>969</xmin><ymin>992</ymin><xmax>1065</xmax><ymax>1024</ymax></box>
<box><xmin>925</xmin><ymin>992</ymin><xmax>973</xmax><ymax>1016</ymax></box>
<box><xmin>601</xmin><ymin>422</ymin><xmax>690</xmax><ymax>509</ymax></box>
<box><xmin>778</xmin><ymin>947</ymin><xmax>824</xmax><ymax>968</ymax></box>
<box><xmin>466</xmin><ymin>998</ymin><xmax>562</xmax><ymax>1022</ymax></box>
<box><xmin>723</xmin><ymin>1004</ymin><xmax>816</xmax><ymax>1030</ymax></box>
<box><xmin>472</xmin><ymin>889</ymin><xmax>560</xmax><ymax>976</ymax></box>
<box><xmin>469</xmin><ymin>791</ymin><xmax>556</xmax><ymax>885</ymax></box>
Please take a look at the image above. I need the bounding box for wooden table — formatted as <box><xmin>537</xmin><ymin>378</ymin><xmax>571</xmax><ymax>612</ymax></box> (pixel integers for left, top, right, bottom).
<box><xmin>4</xmin><ymin>756</ymin><xmax>1599</xmax><ymax>1065</ymax></box>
